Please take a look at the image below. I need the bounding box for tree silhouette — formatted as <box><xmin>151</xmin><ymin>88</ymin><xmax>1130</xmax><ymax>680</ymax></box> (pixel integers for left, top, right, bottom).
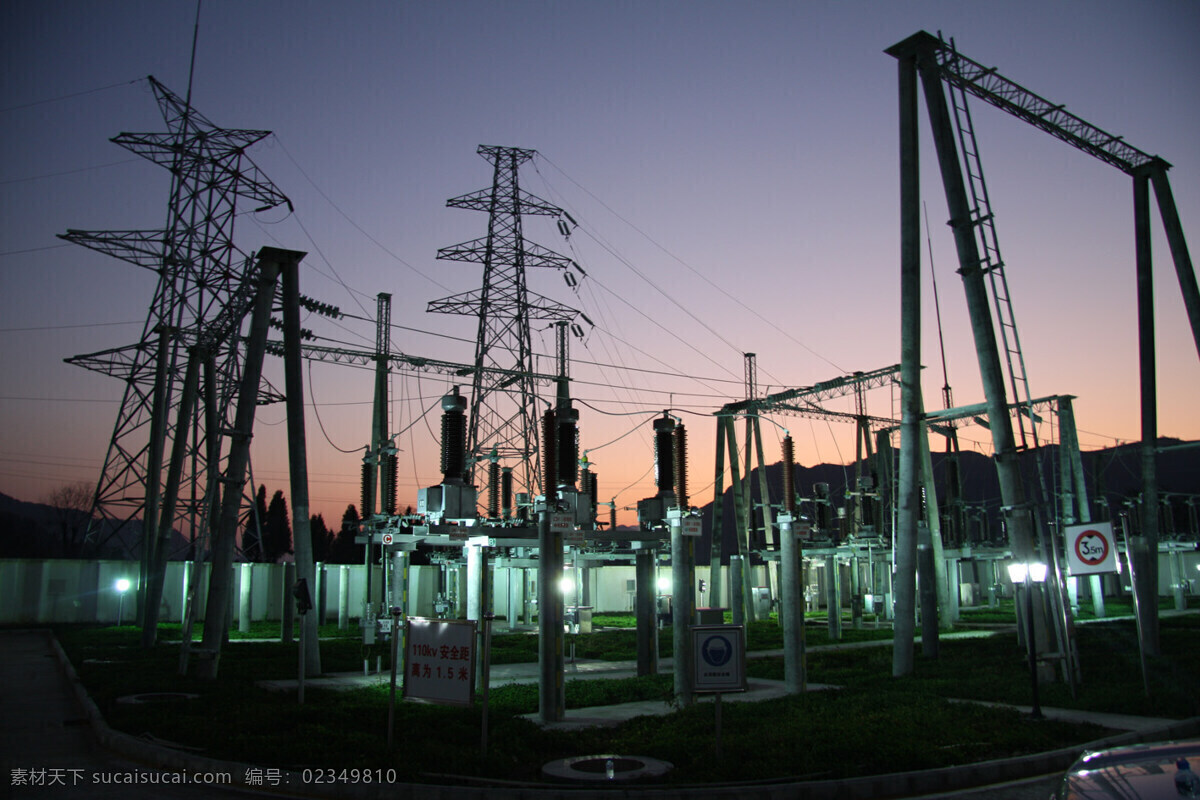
<box><xmin>264</xmin><ymin>490</ymin><xmax>292</xmax><ymax>562</ymax></box>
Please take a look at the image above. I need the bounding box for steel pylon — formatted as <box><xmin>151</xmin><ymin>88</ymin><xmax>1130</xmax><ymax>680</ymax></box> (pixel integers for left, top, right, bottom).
<box><xmin>427</xmin><ymin>145</ymin><xmax>578</xmax><ymax>501</ymax></box>
<box><xmin>60</xmin><ymin>76</ymin><xmax>290</xmax><ymax>561</ymax></box>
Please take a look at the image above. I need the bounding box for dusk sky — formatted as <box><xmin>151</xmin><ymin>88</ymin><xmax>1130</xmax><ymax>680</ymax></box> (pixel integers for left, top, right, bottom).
<box><xmin>2</xmin><ymin>1</ymin><xmax>1198</xmax><ymax>530</ymax></box>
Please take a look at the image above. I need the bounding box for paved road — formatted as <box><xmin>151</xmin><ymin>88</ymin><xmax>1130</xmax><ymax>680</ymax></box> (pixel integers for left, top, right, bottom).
<box><xmin>1</xmin><ymin>630</ymin><xmax>280</xmax><ymax>799</ymax></box>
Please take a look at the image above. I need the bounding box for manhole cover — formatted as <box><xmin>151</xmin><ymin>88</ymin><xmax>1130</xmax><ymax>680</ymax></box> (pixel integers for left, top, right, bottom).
<box><xmin>115</xmin><ymin>692</ymin><xmax>200</xmax><ymax>705</ymax></box>
<box><xmin>542</xmin><ymin>754</ymin><xmax>673</xmax><ymax>783</ymax></box>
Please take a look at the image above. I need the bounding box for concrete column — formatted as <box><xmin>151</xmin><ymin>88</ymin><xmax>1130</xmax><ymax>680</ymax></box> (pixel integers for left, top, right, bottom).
<box><xmin>918</xmin><ymin>526</ymin><xmax>939</xmax><ymax>658</ymax></box>
<box><xmin>730</xmin><ymin>554</ymin><xmax>745</xmax><ymax>626</ymax></box>
<box><xmin>467</xmin><ymin>545</ymin><xmax>482</xmax><ymax>622</ymax></box>
<box><xmin>316</xmin><ymin>563</ymin><xmax>327</xmax><ymax>625</ymax></box>
<box><xmin>671</xmin><ymin>514</ymin><xmax>693</xmax><ymax>707</ymax></box>
<box><xmin>238</xmin><ymin>563</ymin><xmax>253</xmax><ymax>634</ymax></box>
<box><xmin>890</xmin><ymin>38</ymin><xmax>921</xmax><ymax>678</ymax></box>
<box><xmin>780</xmin><ymin>516</ymin><xmax>805</xmax><ymax>693</ymax></box>
<box><xmin>1171</xmin><ymin>550</ymin><xmax>1187</xmax><ymax>610</ymax></box>
<box><xmin>825</xmin><ymin>555</ymin><xmax>842</xmax><ymax>641</ymax></box>
<box><xmin>635</xmin><ymin>548</ymin><xmax>657</xmax><ymax>676</ymax></box>
<box><xmin>947</xmin><ymin>557</ymin><xmax>961</xmax><ymax>622</ymax></box>
<box><xmin>538</xmin><ymin>509</ymin><xmax>564</xmax><ymax>723</ymax></box>
<box><xmin>338</xmin><ymin>565</ymin><xmax>350</xmax><ymax>630</ymax></box>
<box><xmin>1134</xmin><ymin>170</ymin><xmax>1161</xmax><ymax>656</ymax></box>
<box><xmin>281</xmin><ymin>562</ymin><xmax>296</xmax><ymax>643</ymax></box>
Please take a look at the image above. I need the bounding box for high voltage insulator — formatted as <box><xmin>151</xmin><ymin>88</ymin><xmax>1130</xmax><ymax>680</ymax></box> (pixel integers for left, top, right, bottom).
<box><xmin>501</xmin><ymin>467</ymin><xmax>513</xmax><ymax>519</ymax></box>
<box><xmin>297</xmin><ymin>294</ymin><xmax>341</xmax><ymax>319</ymax></box>
<box><xmin>782</xmin><ymin>436</ymin><xmax>796</xmax><ymax>515</ymax></box>
<box><xmin>653</xmin><ymin>413</ymin><xmax>676</xmax><ymax>497</ymax></box>
<box><xmin>609</xmin><ymin>501</ymin><xmax>617</xmax><ymax>532</ymax></box>
<box><xmin>360</xmin><ymin>460</ymin><xmax>373</xmax><ymax>520</ymax></box>
<box><xmin>580</xmin><ymin>468</ymin><xmax>597</xmax><ymax>521</ymax></box>
<box><xmin>487</xmin><ymin>452</ymin><xmax>500</xmax><ymax>519</ymax></box>
<box><xmin>541</xmin><ymin>408</ymin><xmax>556</xmax><ymax>496</ymax></box>
<box><xmin>382</xmin><ymin>454</ymin><xmax>398</xmax><ymax>516</ymax></box>
<box><xmin>673</xmin><ymin>423</ymin><xmax>689</xmax><ymax>509</ymax></box>
<box><xmin>440</xmin><ymin>388</ymin><xmax>467</xmax><ymax>484</ymax></box>
<box><xmin>556</xmin><ymin>404</ymin><xmax>579</xmax><ymax>488</ymax></box>
<box><xmin>268</xmin><ymin>316</ymin><xmax>315</xmax><ymax>340</ymax></box>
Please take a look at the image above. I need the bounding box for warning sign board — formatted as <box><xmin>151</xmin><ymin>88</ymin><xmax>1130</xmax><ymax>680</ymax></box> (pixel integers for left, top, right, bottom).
<box><xmin>692</xmin><ymin>625</ymin><xmax>746</xmax><ymax>693</ymax></box>
<box><xmin>1064</xmin><ymin>522</ymin><xmax>1118</xmax><ymax>576</ymax></box>
<box><xmin>682</xmin><ymin>517</ymin><xmax>702</xmax><ymax>537</ymax></box>
<box><xmin>381</xmin><ymin>532</ymin><xmax>394</xmax><ymax>546</ymax></box>
<box><xmin>403</xmin><ymin>617</ymin><xmax>477</xmax><ymax>706</ymax></box>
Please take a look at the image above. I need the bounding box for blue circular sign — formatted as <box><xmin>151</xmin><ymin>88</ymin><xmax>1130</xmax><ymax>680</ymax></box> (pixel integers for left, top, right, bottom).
<box><xmin>701</xmin><ymin>634</ymin><xmax>733</xmax><ymax>667</ymax></box>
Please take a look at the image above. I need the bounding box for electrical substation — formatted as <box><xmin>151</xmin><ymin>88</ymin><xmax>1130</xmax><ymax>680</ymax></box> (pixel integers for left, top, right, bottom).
<box><xmin>55</xmin><ymin>30</ymin><xmax>1199</xmax><ymax>720</ymax></box>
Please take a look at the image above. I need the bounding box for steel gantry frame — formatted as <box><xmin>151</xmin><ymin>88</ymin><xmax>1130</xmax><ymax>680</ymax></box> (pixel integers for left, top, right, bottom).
<box><xmin>710</xmin><ymin>364</ymin><xmax>902</xmax><ymax>624</ymax></box>
<box><xmin>60</xmin><ymin>77</ymin><xmax>291</xmax><ymax>627</ymax></box>
<box><xmin>887</xmin><ymin>31</ymin><xmax>1199</xmax><ymax>668</ymax></box>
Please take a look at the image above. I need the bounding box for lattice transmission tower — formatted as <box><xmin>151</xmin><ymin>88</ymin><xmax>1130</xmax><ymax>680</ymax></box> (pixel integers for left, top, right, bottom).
<box><xmin>60</xmin><ymin>76</ymin><xmax>291</xmax><ymax>560</ymax></box>
<box><xmin>427</xmin><ymin>145</ymin><xmax>578</xmax><ymax>500</ymax></box>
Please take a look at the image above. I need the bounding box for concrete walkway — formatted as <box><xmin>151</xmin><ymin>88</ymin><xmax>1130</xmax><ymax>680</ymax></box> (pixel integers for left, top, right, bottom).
<box><xmin>5</xmin><ymin>627</ymin><xmax>1198</xmax><ymax>800</ymax></box>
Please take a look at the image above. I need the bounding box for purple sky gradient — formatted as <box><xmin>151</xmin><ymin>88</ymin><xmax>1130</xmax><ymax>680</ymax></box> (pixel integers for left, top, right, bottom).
<box><xmin>2</xmin><ymin>1</ymin><xmax>1198</xmax><ymax>527</ymax></box>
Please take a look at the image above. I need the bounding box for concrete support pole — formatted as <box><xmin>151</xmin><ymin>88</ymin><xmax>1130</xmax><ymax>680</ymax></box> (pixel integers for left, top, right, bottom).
<box><xmin>708</xmin><ymin>419</ymin><xmax>727</xmax><ymax>609</ymax></box>
<box><xmin>918</xmin><ymin>525</ymin><xmax>939</xmax><ymax>658</ymax></box>
<box><xmin>724</xmin><ymin>419</ymin><xmax>751</xmax><ymax>624</ymax></box>
<box><xmin>140</xmin><ymin>325</ymin><xmax>171</xmax><ymax>628</ymax></box>
<box><xmin>850</xmin><ymin>554</ymin><xmax>863</xmax><ymax>630</ymax></box>
<box><xmin>198</xmin><ymin>256</ymin><xmax>279</xmax><ymax>680</ymax></box>
<box><xmin>144</xmin><ymin>346</ymin><xmax>201</xmax><ymax>646</ymax></box>
<box><xmin>467</xmin><ymin>545</ymin><xmax>482</xmax><ymax>622</ymax></box>
<box><xmin>338</xmin><ymin>565</ymin><xmax>350</xmax><ymax>630</ymax></box>
<box><xmin>635</xmin><ymin>548</ymin><xmax>657</xmax><ymax>676</ymax></box>
<box><xmin>891</xmin><ymin>43</ymin><xmax>921</xmax><ymax>678</ymax></box>
<box><xmin>825</xmin><ymin>555</ymin><xmax>842</xmax><ymax>641</ymax></box>
<box><xmin>316</xmin><ymin>563</ymin><xmax>327</xmax><ymax>625</ymax></box>
<box><xmin>1133</xmin><ymin>171</ymin><xmax>1161</xmax><ymax>656</ymax></box>
<box><xmin>238</xmin><ymin>563</ymin><xmax>253</xmax><ymax>634</ymax></box>
<box><xmin>751</xmin><ymin>418</ymin><xmax>777</xmax><ymax>608</ymax></box>
<box><xmin>1148</xmin><ymin>165</ymin><xmax>1200</xmax><ymax>361</ymax></box>
<box><xmin>282</xmin><ymin>563</ymin><xmax>296</xmax><ymax>643</ymax></box>
<box><xmin>730</xmin><ymin>555</ymin><xmax>745</xmax><ymax>627</ymax></box>
<box><xmin>780</xmin><ymin>517</ymin><xmax>806</xmax><ymax>693</ymax></box>
<box><xmin>506</xmin><ymin>564</ymin><xmax>522</xmax><ymax>630</ymax></box>
<box><xmin>280</xmin><ymin>252</ymin><xmax>321</xmax><ymax>675</ymax></box>
<box><xmin>1171</xmin><ymin>550</ymin><xmax>1187</xmax><ymax>611</ymax></box>
<box><xmin>522</xmin><ymin>569</ymin><xmax>534</xmax><ymax>625</ymax></box>
<box><xmin>1060</xmin><ymin>397</ymin><xmax>1105</xmax><ymax>617</ymax></box>
<box><xmin>538</xmin><ymin>507</ymin><xmax>564</xmax><ymax>723</ymax></box>
<box><xmin>918</xmin><ymin>414</ymin><xmax>951</xmax><ymax>625</ymax></box>
<box><xmin>670</xmin><ymin>513</ymin><xmax>694</xmax><ymax>707</ymax></box>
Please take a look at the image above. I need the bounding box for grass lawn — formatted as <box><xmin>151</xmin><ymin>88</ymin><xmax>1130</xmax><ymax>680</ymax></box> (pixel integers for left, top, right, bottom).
<box><xmin>56</xmin><ymin>612</ymin><xmax>1200</xmax><ymax>786</ymax></box>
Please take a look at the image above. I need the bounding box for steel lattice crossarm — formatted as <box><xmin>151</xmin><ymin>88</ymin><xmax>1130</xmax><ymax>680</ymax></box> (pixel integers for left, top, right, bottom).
<box><xmin>921</xmin><ymin>393</ymin><xmax>1065</xmax><ymax>428</ymax></box>
<box><xmin>445</xmin><ymin>187</ymin><xmax>569</xmax><ymax>218</ymax></box>
<box><xmin>719</xmin><ymin>364</ymin><xmax>902</xmax><ymax>416</ymax></box>
<box><xmin>436</xmin><ymin>238</ymin><xmax>577</xmax><ymax>270</ymax></box>
<box><xmin>896</xmin><ymin>31</ymin><xmax>1160</xmax><ymax>175</ymax></box>
<box><xmin>263</xmin><ymin>339</ymin><xmax>559</xmax><ymax>384</ymax></box>
<box><xmin>737</xmin><ymin>404</ymin><xmax>899</xmax><ymax>427</ymax></box>
<box><xmin>425</xmin><ymin>286</ymin><xmax>580</xmax><ymax>321</ymax></box>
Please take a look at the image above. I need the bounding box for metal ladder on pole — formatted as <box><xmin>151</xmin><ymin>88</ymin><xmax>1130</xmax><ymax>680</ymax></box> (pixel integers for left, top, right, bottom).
<box><xmin>939</xmin><ymin>37</ymin><xmax>1039</xmax><ymax>451</ymax></box>
<box><xmin>939</xmin><ymin>36</ymin><xmax>1080</xmax><ymax>691</ymax></box>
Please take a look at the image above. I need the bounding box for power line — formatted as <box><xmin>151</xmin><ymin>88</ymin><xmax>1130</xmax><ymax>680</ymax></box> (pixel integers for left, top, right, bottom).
<box><xmin>0</xmin><ymin>77</ymin><xmax>144</xmax><ymax>113</ymax></box>
<box><xmin>536</xmin><ymin>154</ymin><xmax>845</xmax><ymax>377</ymax></box>
<box><xmin>0</xmin><ymin>158</ymin><xmax>142</xmax><ymax>186</ymax></box>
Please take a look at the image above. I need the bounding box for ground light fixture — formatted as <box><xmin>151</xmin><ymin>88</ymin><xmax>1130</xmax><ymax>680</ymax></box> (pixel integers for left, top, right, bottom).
<box><xmin>114</xmin><ymin>578</ymin><xmax>132</xmax><ymax>625</ymax></box>
<box><xmin>1006</xmin><ymin>560</ymin><xmax>1047</xmax><ymax>719</ymax></box>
